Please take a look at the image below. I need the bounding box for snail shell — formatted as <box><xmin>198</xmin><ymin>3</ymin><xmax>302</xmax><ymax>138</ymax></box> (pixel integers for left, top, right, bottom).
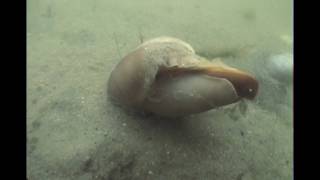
<box><xmin>107</xmin><ymin>37</ymin><xmax>258</xmax><ymax>117</ymax></box>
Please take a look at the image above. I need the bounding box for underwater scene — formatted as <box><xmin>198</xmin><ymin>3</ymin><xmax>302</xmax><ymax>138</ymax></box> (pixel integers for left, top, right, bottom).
<box><xmin>27</xmin><ymin>0</ymin><xmax>293</xmax><ymax>179</ymax></box>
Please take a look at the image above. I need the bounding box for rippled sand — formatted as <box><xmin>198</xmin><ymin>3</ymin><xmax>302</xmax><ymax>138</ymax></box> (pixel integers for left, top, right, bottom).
<box><xmin>27</xmin><ymin>0</ymin><xmax>293</xmax><ymax>179</ymax></box>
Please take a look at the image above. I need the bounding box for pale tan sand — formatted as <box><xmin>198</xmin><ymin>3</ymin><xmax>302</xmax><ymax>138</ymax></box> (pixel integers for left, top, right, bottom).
<box><xmin>27</xmin><ymin>0</ymin><xmax>293</xmax><ymax>179</ymax></box>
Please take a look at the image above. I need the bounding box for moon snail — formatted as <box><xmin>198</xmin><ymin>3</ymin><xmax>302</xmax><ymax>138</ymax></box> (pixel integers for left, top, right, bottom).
<box><xmin>107</xmin><ymin>37</ymin><xmax>259</xmax><ymax>117</ymax></box>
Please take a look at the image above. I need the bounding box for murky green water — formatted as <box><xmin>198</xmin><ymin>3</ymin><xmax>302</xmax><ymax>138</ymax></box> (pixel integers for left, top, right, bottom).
<box><xmin>27</xmin><ymin>0</ymin><xmax>293</xmax><ymax>179</ymax></box>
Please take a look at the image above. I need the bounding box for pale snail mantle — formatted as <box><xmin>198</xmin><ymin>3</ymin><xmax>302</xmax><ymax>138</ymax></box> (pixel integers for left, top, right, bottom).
<box><xmin>107</xmin><ymin>37</ymin><xmax>259</xmax><ymax>117</ymax></box>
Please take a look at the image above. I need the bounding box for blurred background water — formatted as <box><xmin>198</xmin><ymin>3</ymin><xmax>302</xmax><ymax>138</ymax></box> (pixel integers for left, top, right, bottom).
<box><xmin>27</xmin><ymin>0</ymin><xmax>293</xmax><ymax>179</ymax></box>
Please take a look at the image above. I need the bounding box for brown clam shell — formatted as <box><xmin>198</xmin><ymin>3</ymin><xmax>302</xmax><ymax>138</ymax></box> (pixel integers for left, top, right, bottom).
<box><xmin>107</xmin><ymin>37</ymin><xmax>258</xmax><ymax>117</ymax></box>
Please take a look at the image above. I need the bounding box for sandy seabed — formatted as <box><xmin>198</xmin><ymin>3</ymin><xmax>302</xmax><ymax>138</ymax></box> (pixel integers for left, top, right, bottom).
<box><xmin>27</xmin><ymin>0</ymin><xmax>293</xmax><ymax>179</ymax></box>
